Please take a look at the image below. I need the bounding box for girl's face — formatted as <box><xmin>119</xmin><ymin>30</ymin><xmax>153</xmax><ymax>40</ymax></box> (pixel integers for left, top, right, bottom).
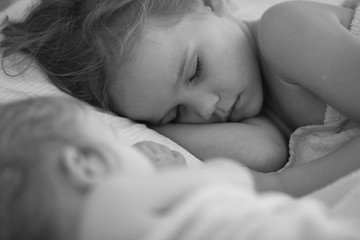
<box><xmin>113</xmin><ymin>3</ymin><xmax>263</xmax><ymax>125</ymax></box>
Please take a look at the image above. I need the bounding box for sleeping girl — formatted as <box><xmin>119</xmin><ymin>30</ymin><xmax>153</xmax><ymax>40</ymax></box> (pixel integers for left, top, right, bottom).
<box><xmin>1</xmin><ymin>0</ymin><xmax>360</xmax><ymax>197</ymax></box>
<box><xmin>0</xmin><ymin>97</ymin><xmax>358</xmax><ymax>240</ymax></box>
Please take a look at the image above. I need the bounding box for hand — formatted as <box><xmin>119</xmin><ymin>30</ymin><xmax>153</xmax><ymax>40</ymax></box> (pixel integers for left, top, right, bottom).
<box><xmin>134</xmin><ymin>141</ymin><xmax>187</xmax><ymax>170</ymax></box>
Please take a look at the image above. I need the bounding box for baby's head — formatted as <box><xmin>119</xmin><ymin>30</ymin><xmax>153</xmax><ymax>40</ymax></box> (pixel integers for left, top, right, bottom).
<box><xmin>2</xmin><ymin>0</ymin><xmax>263</xmax><ymax>124</ymax></box>
<box><xmin>0</xmin><ymin>97</ymin><xmax>154</xmax><ymax>240</ymax></box>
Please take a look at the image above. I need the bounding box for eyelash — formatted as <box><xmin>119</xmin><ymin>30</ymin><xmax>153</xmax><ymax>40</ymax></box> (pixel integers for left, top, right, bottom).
<box><xmin>170</xmin><ymin>57</ymin><xmax>203</xmax><ymax>123</ymax></box>
<box><xmin>189</xmin><ymin>57</ymin><xmax>203</xmax><ymax>83</ymax></box>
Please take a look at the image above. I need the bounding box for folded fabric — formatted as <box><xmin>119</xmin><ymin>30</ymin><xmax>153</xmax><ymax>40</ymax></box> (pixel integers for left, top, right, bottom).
<box><xmin>285</xmin><ymin>105</ymin><xmax>360</xmax><ymax>168</ymax></box>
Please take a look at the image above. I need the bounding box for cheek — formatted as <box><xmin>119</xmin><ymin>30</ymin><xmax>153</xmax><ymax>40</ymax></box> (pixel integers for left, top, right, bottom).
<box><xmin>79</xmin><ymin>180</ymin><xmax>155</xmax><ymax>240</ymax></box>
<box><xmin>204</xmin><ymin>34</ymin><xmax>250</xmax><ymax>79</ymax></box>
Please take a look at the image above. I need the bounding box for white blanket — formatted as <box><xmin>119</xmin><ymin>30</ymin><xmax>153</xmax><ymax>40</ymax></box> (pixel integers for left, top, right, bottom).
<box><xmin>143</xmin><ymin>170</ymin><xmax>360</xmax><ymax>240</ymax></box>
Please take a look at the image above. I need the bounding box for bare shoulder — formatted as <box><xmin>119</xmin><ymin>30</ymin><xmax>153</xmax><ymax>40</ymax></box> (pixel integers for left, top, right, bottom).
<box><xmin>258</xmin><ymin>1</ymin><xmax>355</xmax><ymax>82</ymax></box>
<box><xmin>259</xmin><ymin>1</ymin><xmax>354</xmax><ymax>35</ymax></box>
<box><xmin>258</xmin><ymin>1</ymin><xmax>360</xmax><ymax>122</ymax></box>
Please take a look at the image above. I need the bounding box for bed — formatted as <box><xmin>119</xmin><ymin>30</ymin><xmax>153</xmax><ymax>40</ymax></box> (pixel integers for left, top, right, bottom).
<box><xmin>1</xmin><ymin>0</ymin><xmax>360</xmax><ymax>238</ymax></box>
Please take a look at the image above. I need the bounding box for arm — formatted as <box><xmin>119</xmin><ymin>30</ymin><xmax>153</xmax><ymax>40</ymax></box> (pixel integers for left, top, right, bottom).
<box><xmin>152</xmin><ymin>115</ymin><xmax>288</xmax><ymax>172</ymax></box>
<box><xmin>254</xmin><ymin>135</ymin><xmax>360</xmax><ymax>197</ymax></box>
<box><xmin>259</xmin><ymin>1</ymin><xmax>360</xmax><ymax>122</ymax></box>
<box><xmin>254</xmin><ymin>2</ymin><xmax>360</xmax><ymax>197</ymax></box>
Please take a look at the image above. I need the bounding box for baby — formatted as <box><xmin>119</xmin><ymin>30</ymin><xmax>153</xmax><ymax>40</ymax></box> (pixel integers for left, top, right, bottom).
<box><xmin>0</xmin><ymin>97</ymin><xmax>358</xmax><ymax>240</ymax></box>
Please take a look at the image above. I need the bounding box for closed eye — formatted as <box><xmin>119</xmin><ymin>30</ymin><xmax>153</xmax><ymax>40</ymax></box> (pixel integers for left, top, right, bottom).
<box><xmin>189</xmin><ymin>57</ymin><xmax>202</xmax><ymax>83</ymax></box>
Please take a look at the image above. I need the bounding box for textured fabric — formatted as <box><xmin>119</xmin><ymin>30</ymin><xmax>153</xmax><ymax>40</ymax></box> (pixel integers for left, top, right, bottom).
<box><xmin>350</xmin><ymin>5</ymin><xmax>360</xmax><ymax>35</ymax></box>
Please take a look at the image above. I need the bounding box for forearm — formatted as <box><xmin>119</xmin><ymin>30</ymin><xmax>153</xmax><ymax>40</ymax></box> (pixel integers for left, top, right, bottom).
<box><xmin>254</xmin><ymin>135</ymin><xmax>360</xmax><ymax>197</ymax></box>
<box><xmin>152</xmin><ymin>116</ymin><xmax>288</xmax><ymax>172</ymax></box>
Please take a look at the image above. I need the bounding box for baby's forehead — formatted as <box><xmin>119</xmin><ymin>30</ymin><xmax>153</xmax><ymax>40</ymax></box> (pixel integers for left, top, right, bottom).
<box><xmin>78</xmin><ymin>175</ymin><xmax>159</xmax><ymax>240</ymax></box>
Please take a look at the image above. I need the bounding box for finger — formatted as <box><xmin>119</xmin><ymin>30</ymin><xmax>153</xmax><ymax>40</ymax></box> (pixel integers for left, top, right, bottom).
<box><xmin>172</xmin><ymin>150</ymin><xmax>187</xmax><ymax>164</ymax></box>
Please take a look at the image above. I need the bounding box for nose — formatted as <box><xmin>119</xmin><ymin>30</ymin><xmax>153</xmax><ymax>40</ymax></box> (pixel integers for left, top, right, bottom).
<box><xmin>186</xmin><ymin>90</ymin><xmax>219</xmax><ymax>121</ymax></box>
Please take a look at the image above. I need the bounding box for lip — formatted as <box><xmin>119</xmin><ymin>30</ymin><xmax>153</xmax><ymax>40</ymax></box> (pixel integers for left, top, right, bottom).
<box><xmin>227</xmin><ymin>95</ymin><xmax>241</xmax><ymax>122</ymax></box>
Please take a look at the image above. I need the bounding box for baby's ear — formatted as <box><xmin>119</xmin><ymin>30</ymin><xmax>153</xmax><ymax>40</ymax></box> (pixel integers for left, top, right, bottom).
<box><xmin>60</xmin><ymin>146</ymin><xmax>110</xmax><ymax>189</ymax></box>
<box><xmin>199</xmin><ymin>0</ymin><xmax>230</xmax><ymax>16</ymax></box>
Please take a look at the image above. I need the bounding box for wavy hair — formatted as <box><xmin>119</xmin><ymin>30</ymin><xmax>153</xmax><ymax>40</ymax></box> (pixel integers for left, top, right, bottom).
<box><xmin>1</xmin><ymin>0</ymin><xmax>195</xmax><ymax>113</ymax></box>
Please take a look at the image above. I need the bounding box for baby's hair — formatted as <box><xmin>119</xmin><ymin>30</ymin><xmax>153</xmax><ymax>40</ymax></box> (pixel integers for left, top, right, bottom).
<box><xmin>0</xmin><ymin>97</ymin><xmax>88</xmax><ymax>240</ymax></box>
<box><xmin>1</xmin><ymin>0</ymin><xmax>197</xmax><ymax>114</ymax></box>
<box><xmin>0</xmin><ymin>97</ymin><xmax>88</xmax><ymax>152</ymax></box>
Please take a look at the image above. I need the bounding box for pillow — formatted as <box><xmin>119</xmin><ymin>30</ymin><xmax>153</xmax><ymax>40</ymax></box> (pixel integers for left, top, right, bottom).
<box><xmin>0</xmin><ymin>54</ymin><xmax>203</xmax><ymax>168</ymax></box>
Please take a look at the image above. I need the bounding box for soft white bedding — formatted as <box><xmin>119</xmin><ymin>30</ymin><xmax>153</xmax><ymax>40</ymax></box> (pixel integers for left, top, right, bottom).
<box><xmin>143</xmin><ymin>173</ymin><xmax>360</xmax><ymax>240</ymax></box>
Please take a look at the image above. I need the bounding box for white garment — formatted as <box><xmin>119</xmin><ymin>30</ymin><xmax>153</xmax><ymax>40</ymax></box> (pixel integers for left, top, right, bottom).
<box><xmin>142</xmin><ymin>171</ymin><xmax>359</xmax><ymax>240</ymax></box>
